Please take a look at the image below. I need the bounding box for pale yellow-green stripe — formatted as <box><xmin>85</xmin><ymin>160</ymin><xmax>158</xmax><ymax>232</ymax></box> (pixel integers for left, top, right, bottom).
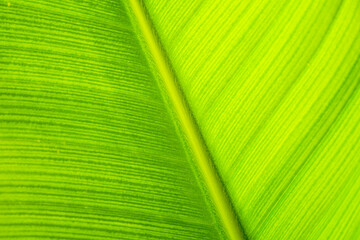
<box><xmin>127</xmin><ymin>0</ymin><xmax>246</xmax><ymax>239</ymax></box>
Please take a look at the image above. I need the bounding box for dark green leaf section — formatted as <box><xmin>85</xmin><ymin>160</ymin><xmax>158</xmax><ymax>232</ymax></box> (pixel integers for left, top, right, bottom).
<box><xmin>0</xmin><ymin>0</ymin><xmax>221</xmax><ymax>239</ymax></box>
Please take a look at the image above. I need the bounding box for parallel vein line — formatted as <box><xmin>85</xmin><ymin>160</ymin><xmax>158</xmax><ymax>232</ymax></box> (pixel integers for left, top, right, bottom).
<box><xmin>127</xmin><ymin>0</ymin><xmax>246</xmax><ymax>239</ymax></box>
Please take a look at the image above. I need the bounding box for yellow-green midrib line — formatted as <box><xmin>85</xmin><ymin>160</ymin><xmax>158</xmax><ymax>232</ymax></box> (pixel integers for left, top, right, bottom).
<box><xmin>126</xmin><ymin>0</ymin><xmax>246</xmax><ymax>239</ymax></box>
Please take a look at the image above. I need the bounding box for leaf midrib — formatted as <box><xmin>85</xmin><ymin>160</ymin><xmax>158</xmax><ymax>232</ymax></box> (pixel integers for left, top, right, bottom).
<box><xmin>126</xmin><ymin>1</ymin><xmax>247</xmax><ymax>239</ymax></box>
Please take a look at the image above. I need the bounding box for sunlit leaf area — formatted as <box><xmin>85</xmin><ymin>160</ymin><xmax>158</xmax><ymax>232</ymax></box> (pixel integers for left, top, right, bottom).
<box><xmin>1</xmin><ymin>0</ymin><xmax>359</xmax><ymax>239</ymax></box>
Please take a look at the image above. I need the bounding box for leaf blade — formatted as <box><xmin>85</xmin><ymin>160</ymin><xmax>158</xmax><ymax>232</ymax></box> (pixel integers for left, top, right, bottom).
<box><xmin>142</xmin><ymin>0</ymin><xmax>360</xmax><ymax>238</ymax></box>
<box><xmin>0</xmin><ymin>0</ymin><xmax>222</xmax><ymax>239</ymax></box>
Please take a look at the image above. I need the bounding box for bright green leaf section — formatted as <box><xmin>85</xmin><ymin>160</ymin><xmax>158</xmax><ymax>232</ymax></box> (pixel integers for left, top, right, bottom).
<box><xmin>143</xmin><ymin>0</ymin><xmax>360</xmax><ymax>239</ymax></box>
<box><xmin>0</xmin><ymin>1</ymin><xmax>224</xmax><ymax>239</ymax></box>
<box><xmin>2</xmin><ymin>0</ymin><xmax>360</xmax><ymax>239</ymax></box>
<box><xmin>126</xmin><ymin>1</ymin><xmax>245</xmax><ymax>239</ymax></box>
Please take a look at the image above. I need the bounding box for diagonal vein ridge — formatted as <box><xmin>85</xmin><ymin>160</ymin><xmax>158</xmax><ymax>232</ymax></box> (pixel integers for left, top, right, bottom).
<box><xmin>126</xmin><ymin>0</ymin><xmax>247</xmax><ymax>239</ymax></box>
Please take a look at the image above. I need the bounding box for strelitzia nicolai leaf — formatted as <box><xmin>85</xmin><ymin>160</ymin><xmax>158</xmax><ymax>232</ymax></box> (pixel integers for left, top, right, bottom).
<box><xmin>1</xmin><ymin>0</ymin><xmax>359</xmax><ymax>239</ymax></box>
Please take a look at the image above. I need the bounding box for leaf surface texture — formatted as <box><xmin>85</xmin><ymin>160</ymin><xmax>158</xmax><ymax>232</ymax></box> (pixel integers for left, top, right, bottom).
<box><xmin>1</xmin><ymin>0</ymin><xmax>360</xmax><ymax>239</ymax></box>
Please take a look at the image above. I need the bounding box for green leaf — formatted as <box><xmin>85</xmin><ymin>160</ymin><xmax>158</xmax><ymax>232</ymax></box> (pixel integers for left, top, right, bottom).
<box><xmin>1</xmin><ymin>0</ymin><xmax>359</xmax><ymax>239</ymax></box>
